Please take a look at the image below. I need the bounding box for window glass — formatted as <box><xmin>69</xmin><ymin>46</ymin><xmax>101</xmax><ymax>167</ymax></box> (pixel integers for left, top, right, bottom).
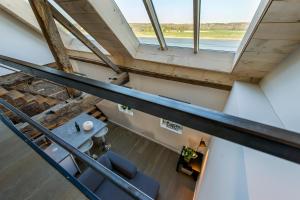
<box><xmin>200</xmin><ymin>0</ymin><xmax>261</xmax><ymax>51</ymax></box>
<box><xmin>153</xmin><ymin>0</ymin><xmax>193</xmax><ymax>48</ymax></box>
<box><xmin>114</xmin><ymin>0</ymin><xmax>159</xmax><ymax>45</ymax></box>
<box><xmin>48</xmin><ymin>0</ymin><xmax>110</xmax><ymax>55</ymax></box>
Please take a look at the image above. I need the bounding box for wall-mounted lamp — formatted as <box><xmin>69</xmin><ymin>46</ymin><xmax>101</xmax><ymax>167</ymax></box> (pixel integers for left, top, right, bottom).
<box><xmin>199</xmin><ymin>138</ymin><xmax>207</xmax><ymax>148</ymax></box>
<box><xmin>197</xmin><ymin>138</ymin><xmax>207</xmax><ymax>152</ymax></box>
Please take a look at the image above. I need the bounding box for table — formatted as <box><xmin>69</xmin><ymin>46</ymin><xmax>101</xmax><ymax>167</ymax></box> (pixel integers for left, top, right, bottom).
<box><xmin>176</xmin><ymin>146</ymin><xmax>203</xmax><ymax>181</ymax></box>
<box><xmin>52</xmin><ymin>113</ymin><xmax>107</xmax><ymax>149</ymax></box>
<box><xmin>45</xmin><ymin>113</ymin><xmax>107</xmax><ymax>162</ymax></box>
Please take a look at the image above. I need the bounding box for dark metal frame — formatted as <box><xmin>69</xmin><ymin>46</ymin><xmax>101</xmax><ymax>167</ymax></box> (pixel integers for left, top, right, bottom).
<box><xmin>143</xmin><ymin>0</ymin><xmax>167</xmax><ymax>50</ymax></box>
<box><xmin>193</xmin><ymin>0</ymin><xmax>201</xmax><ymax>53</ymax></box>
<box><xmin>0</xmin><ymin>110</ymin><xmax>101</xmax><ymax>200</ymax></box>
<box><xmin>0</xmin><ymin>99</ymin><xmax>153</xmax><ymax>200</ymax></box>
<box><xmin>1</xmin><ymin>55</ymin><xmax>300</xmax><ymax>165</ymax></box>
<box><xmin>49</xmin><ymin>3</ymin><xmax>122</xmax><ymax>74</ymax></box>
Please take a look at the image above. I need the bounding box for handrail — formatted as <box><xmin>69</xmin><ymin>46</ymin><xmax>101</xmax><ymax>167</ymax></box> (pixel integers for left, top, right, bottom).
<box><xmin>0</xmin><ymin>110</ymin><xmax>100</xmax><ymax>200</ymax></box>
<box><xmin>0</xmin><ymin>99</ymin><xmax>153</xmax><ymax>200</ymax></box>
<box><xmin>1</xmin><ymin>55</ymin><xmax>300</xmax><ymax>165</ymax></box>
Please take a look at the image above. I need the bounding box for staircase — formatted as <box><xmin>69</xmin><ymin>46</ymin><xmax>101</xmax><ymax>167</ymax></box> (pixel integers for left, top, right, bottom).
<box><xmin>85</xmin><ymin>105</ymin><xmax>107</xmax><ymax>122</ymax></box>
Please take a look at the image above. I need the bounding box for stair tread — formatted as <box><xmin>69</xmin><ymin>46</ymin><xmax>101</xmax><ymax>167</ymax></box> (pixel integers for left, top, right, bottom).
<box><xmin>100</xmin><ymin>116</ymin><xmax>107</xmax><ymax>121</ymax></box>
<box><xmin>34</xmin><ymin>95</ymin><xmax>48</xmax><ymax>103</ymax></box>
<box><xmin>5</xmin><ymin>90</ymin><xmax>25</xmax><ymax>100</ymax></box>
<box><xmin>23</xmin><ymin>93</ymin><xmax>37</xmax><ymax>103</ymax></box>
<box><xmin>91</xmin><ymin>111</ymin><xmax>102</xmax><ymax>118</ymax></box>
<box><xmin>0</xmin><ymin>87</ymin><xmax>8</xmax><ymax>97</ymax></box>
<box><xmin>45</xmin><ymin>98</ymin><xmax>58</xmax><ymax>106</ymax></box>
<box><xmin>85</xmin><ymin>106</ymin><xmax>97</xmax><ymax>114</ymax></box>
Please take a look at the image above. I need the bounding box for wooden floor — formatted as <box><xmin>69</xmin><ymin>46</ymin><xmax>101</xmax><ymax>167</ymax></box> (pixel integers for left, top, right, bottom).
<box><xmin>103</xmin><ymin>122</ymin><xmax>196</xmax><ymax>200</ymax></box>
<box><xmin>0</xmin><ymin>120</ymin><xmax>88</xmax><ymax>200</ymax></box>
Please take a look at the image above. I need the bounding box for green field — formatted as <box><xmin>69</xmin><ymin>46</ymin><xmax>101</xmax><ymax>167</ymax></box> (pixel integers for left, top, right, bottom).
<box><xmin>130</xmin><ymin>23</ymin><xmax>248</xmax><ymax>40</ymax></box>
<box><xmin>134</xmin><ymin>30</ymin><xmax>246</xmax><ymax>40</ymax></box>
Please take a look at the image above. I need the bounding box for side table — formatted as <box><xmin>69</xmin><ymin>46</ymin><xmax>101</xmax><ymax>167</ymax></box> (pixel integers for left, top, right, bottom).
<box><xmin>176</xmin><ymin>146</ymin><xmax>203</xmax><ymax>181</ymax></box>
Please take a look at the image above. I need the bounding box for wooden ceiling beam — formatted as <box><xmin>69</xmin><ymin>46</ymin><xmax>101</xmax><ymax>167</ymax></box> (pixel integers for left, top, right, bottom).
<box><xmin>233</xmin><ymin>0</ymin><xmax>300</xmax><ymax>79</ymax></box>
<box><xmin>29</xmin><ymin>0</ymin><xmax>72</xmax><ymax>73</ymax></box>
<box><xmin>29</xmin><ymin>0</ymin><xmax>77</xmax><ymax>97</ymax></box>
<box><xmin>67</xmin><ymin>50</ymin><xmax>236</xmax><ymax>91</ymax></box>
<box><xmin>49</xmin><ymin>3</ymin><xmax>122</xmax><ymax>74</ymax></box>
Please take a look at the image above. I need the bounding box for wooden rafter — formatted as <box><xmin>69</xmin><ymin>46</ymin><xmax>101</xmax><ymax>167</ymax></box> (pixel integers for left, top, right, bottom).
<box><xmin>49</xmin><ymin>4</ymin><xmax>122</xmax><ymax>74</ymax></box>
<box><xmin>67</xmin><ymin>52</ymin><xmax>234</xmax><ymax>91</ymax></box>
<box><xmin>29</xmin><ymin>0</ymin><xmax>72</xmax><ymax>72</ymax></box>
<box><xmin>29</xmin><ymin>0</ymin><xmax>77</xmax><ymax>97</ymax></box>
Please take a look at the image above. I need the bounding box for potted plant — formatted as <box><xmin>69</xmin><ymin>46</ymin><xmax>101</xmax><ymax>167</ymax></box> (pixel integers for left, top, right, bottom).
<box><xmin>121</xmin><ymin>105</ymin><xmax>131</xmax><ymax>111</ymax></box>
<box><xmin>182</xmin><ymin>147</ymin><xmax>198</xmax><ymax>162</ymax></box>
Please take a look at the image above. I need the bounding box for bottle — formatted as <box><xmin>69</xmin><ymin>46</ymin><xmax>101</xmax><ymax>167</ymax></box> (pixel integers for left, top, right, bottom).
<box><xmin>75</xmin><ymin>121</ymin><xmax>81</xmax><ymax>132</ymax></box>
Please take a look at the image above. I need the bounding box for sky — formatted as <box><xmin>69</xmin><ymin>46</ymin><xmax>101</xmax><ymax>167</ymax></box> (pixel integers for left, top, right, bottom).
<box><xmin>114</xmin><ymin>0</ymin><xmax>262</xmax><ymax>24</ymax></box>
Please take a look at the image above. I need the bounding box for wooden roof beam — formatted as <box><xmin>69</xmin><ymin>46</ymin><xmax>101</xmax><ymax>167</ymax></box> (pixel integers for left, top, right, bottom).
<box><xmin>67</xmin><ymin>50</ymin><xmax>237</xmax><ymax>91</ymax></box>
<box><xmin>49</xmin><ymin>3</ymin><xmax>122</xmax><ymax>74</ymax></box>
<box><xmin>29</xmin><ymin>0</ymin><xmax>77</xmax><ymax>97</ymax></box>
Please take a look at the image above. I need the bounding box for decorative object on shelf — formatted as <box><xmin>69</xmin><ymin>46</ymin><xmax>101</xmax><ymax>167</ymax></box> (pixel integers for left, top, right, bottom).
<box><xmin>74</xmin><ymin>121</ymin><xmax>80</xmax><ymax>132</ymax></box>
<box><xmin>118</xmin><ymin>104</ymin><xmax>133</xmax><ymax>116</ymax></box>
<box><xmin>182</xmin><ymin>146</ymin><xmax>198</xmax><ymax>162</ymax></box>
<box><xmin>176</xmin><ymin>146</ymin><xmax>203</xmax><ymax>181</ymax></box>
<box><xmin>83</xmin><ymin>120</ymin><xmax>94</xmax><ymax>131</ymax></box>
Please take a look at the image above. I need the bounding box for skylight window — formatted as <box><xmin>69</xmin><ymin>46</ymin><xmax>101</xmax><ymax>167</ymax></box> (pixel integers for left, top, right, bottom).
<box><xmin>48</xmin><ymin>0</ymin><xmax>110</xmax><ymax>55</ymax></box>
<box><xmin>152</xmin><ymin>0</ymin><xmax>193</xmax><ymax>48</ymax></box>
<box><xmin>200</xmin><ymin>0</ymin><xmax>261</xmax><ymax>51</ymax></box>
<box><xmin>114</xmin><ymin>0</ymin><xmax>159</xmax><ymax>45</ymax></box>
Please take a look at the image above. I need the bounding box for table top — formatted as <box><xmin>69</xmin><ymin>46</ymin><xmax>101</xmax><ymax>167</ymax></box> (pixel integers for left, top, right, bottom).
<box><xmin>44</xmin><ymin>143</ymin><xmax>69</xmax><ymax>163</ymax></box>
<box><xmin>52</xmin><ymin>113</ymin><xmax>106</xmax><ymax>148</ymax></box>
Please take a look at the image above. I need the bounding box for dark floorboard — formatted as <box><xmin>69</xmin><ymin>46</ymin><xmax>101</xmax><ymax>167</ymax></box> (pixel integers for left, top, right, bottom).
<box><xmin>91</xmin><ymin>122</ymin><xmax>196</xmax><ymax>200</ymax></box>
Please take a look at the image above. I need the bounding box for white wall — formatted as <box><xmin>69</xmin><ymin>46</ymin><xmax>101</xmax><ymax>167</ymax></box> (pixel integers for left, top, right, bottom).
<box><xmin>98</xmin><ymin>74</ymin><xmax>228</xmax><ymax>152</ymax></box>
<box><xmin>195</xmin><ymin>137</ymin><xmax>249</xmax><ymax>200</ymax></box>
<box><xmin>0</xmin><ymin>10</ymin><xmax>54</xmax><ymax>65</ymax></box>
<box><xmin>195</xmin><ymin>82</ymin><xmax>270</xmax><ymax>200</ymax></box>
<box><xmin>128</xmin><ymin>73</ymin><xmax>229</xmax><ymax>111</ymax></box>
<box><xmin>196</xmin><ymin>65</ymin><xmax>300</xmax><ymax>200</ymax></box>
<box><xmin>73</xmin><ymin>64</ymin><xmax>229</xmax><ymax>152</ymax></box>
<box><xmin>246</xmin><ymin>46</ymin><xmax>300</xmax><ymax>200</ymax></box>
<box><xmin>260</xmin><ymin>47</ymin><xmax>300</xmax><ymax>133</ymax></box>
<box><xmin>98</xmin><ymin>99</ymin><xmax>211</xmax><ymax>152</ymax></box>
<box><xmin>70</xmin><ymin>59</ymin><xmax>116</xmax><ymax>82</ymax></box>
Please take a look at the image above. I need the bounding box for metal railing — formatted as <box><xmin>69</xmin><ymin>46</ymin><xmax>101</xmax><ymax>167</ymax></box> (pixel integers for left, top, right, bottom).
<box><xmin>0</xmin><ymin>99</ymin><xmax>153</xmax><ymax>200</ymax></box>
<box><xmin>1</xmin><ymin>55</ymin><xmax>300</xmax><ymax>165</ymax></box>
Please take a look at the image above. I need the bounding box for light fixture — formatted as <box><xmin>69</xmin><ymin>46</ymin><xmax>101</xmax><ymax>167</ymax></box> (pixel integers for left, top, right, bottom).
<box><xmin>197</xmin><ymin>138</ymin><xmax>207</xmax><ymax>152</ymax></box>
<box><xmin>199</xmin><ymin>138</ymin><xmax>206</xmax><ymax>148</ymax></box>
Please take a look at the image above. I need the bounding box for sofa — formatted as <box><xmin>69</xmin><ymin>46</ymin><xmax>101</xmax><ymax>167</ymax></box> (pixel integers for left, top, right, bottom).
<box><xmin>78</xmin><ymin>151</ymin><xmax>160</xmax><ymax>200</ymax></box>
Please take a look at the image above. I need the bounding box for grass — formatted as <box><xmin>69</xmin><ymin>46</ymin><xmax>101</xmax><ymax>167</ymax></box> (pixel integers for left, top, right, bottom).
<box><xmin>134</xmin><ymin>30</ymin><xmax>246</xmax><ymax>40</ymax></box>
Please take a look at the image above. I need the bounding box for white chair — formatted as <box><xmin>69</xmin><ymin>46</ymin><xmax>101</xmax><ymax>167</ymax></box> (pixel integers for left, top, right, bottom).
<box><xmin>93</xmin><ymin>127</ymin><xmax>108</xmax><ymax>145</ymax></box>
<box><xmin>78</xmin><ymin>139</ymin><xmax>93</xmax><ymax>156</ymax></box>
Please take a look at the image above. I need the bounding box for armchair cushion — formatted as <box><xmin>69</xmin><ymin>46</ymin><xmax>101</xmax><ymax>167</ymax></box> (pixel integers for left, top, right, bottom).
<box><xmin>97</xmin><ymin>155</ymin><xmax>112</xmax><ymax>170</ymax></box>
<box><xmin>78</xmin><ymin>155</ymin><xmax>112</xmax><ymax>192</ymax></box>
<box><xmin>106</xmin><ymin>151</ymin><xmax>137</xmax><ymax>179</ymax></box>
<box><xmin>78</xmin><ymin>168</ymin><xmax>105</xmax><ymax>192</ymax></box>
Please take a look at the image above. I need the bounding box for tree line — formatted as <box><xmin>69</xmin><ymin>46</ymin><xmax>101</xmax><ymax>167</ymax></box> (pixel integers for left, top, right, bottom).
<box><xmin>130</xmin><ymin>23</ymin><xmax>249</xmax><ymax>33</ymax></box>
